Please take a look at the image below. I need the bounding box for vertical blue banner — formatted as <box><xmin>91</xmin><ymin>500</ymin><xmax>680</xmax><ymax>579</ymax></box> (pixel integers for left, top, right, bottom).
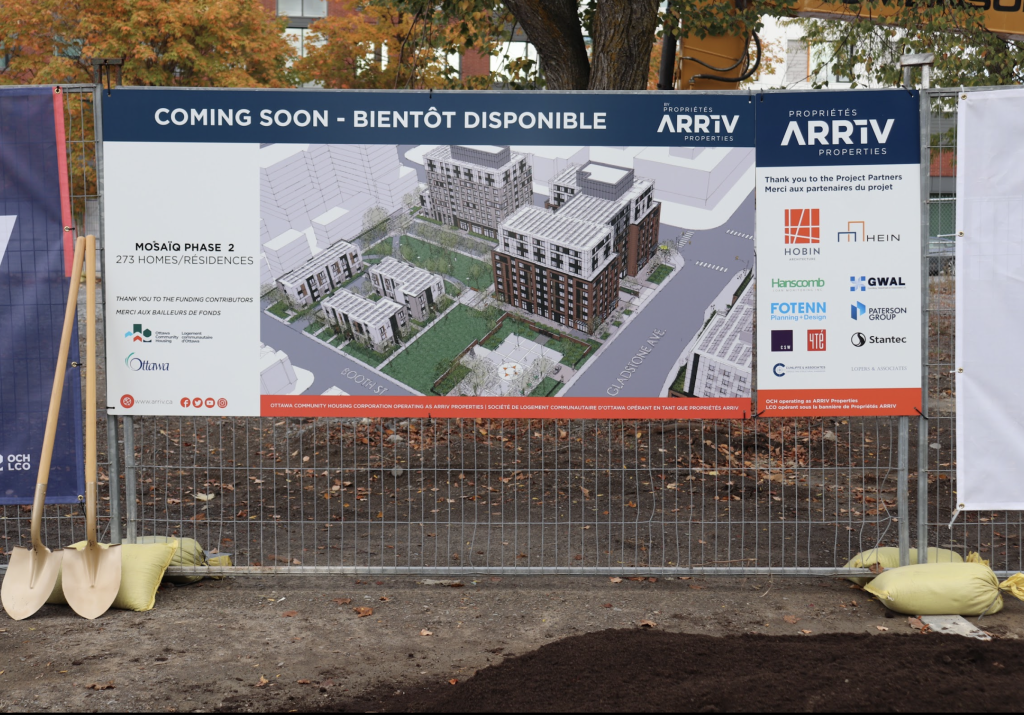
<box><xmin>0</xmin><ymin>86</ymin><xmax>85</xmax><ymax>504</ymax></box>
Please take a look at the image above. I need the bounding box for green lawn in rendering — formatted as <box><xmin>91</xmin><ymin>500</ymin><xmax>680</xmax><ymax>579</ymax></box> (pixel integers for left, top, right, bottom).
<box><xmin>343</xmin><ymin>341</ymin><xmax>390</xmax><ymax>367</ymax></box>
<box><xmin>481</xmin><ymin>318</ymin><xmax>538</xmax><ymax>350</ymax></box>
<box><xmin>382</xmin><ymin>304</ymin><xmax>492</xmax><ymax>393</ymax></box>
<box><xmin>546</xmin><ymin>336</ymin><xmax>601</xmax><ymax>368</ymax></box>
<box><xmin>648</xmin><ymin>264</ymin><xmax>674</xmax><ymax>284</ymax></box>
<box><xmin>268</xmin><ymin>301</ymin><xmax>291</xmax><ymax>320</ymax></box>
<box><xmin>400</xmin><ymin>235</ymin><xmax>493</xmax><ymax>290</ymax></box>
<box><xmin>529</xmin><ymin>377</ymin><xmax>561</xmax><ymax>397</ymax></box>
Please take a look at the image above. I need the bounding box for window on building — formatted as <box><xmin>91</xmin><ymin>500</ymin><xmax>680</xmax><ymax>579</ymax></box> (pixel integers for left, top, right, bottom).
<box><xmin>278</xmin><ymin>0</ymin><xmax>327</xmax><ymax>18</ymax></box>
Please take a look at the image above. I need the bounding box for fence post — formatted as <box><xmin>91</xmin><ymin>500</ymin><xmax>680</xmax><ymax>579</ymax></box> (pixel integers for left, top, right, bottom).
<box><xmin>917</xmin><ymin>84</ymin><xmax>934</xmax><ymax>563</ymax></box>
<box><xmin>122</xmin><ymin>415</ymin><xmax>137</xmax><ymax>543</ymax></box>
<box><xmin>106</xmin><ymin>414</ymin><xmax>121</xmax><ymax>544</ymax></box>
<box><xmin>898</xmin><ymin>415</ymin><xmax>911</xmax><ymax>567</ymax></box>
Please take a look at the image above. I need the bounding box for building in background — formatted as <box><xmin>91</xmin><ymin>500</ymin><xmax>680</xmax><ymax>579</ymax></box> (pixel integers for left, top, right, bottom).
<box><xmin>368</xmin><ymin>256</ymin><xmax>445</xmax><ymax>322</ymax></box>
<box><xmin>423</xmin><ymin>145</ymin><xmax>533</xmax><ymax>239</ymax></box>
<box><xmin>277</xmin><ymin>238</ymin><xmax>363</xmax><ymax>306</ymax></box>
<box><xmin>321</xmin><ymin>289</ymin><xmax>409</xmax><ymax>350</ymax></box>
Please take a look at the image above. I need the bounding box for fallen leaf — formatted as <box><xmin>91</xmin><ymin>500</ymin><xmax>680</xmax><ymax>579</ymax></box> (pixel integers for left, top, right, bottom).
<box><xmin>291</xmin><ymin>558</ymin><xmax>301</xmax><ymax>565</ymax></box>
<box><xmin>800</xmin><ymin>629</ymin><xmax>812</xmax><ymax>635</ymax></box>
<box><xmin>868</xmin><ymin>562</ymin><xmax>885</xmax><ymax>575</ymax></box>
<box><xmin>449</xmin><ymin>679</ymin><xmax>458</xmax><ymax>685</ymax></box>
<box><xmin>193</xmin><ymin>492</ymin><xmax>215</xmax><ymax>502</ymax></box>
<box><xmin>166</xmin><ymin>498</ymin><xmax>181</xmax><ymax>505</ymax></box>
<box><xmin>189</xmin><ymin>512</ymin><xmax>206</xmax><ymax>521</ymax></box>
<box><xmin>639</xmin><ymin>620</ymin><xmax>657</xmax><ymax>628</ymax></box>
<box><xmin>420</xmin><ymin>629</ymin><xmax>433</xmax><ymax>636</ymax></box>
<box><xmin>783</xmin><ymin>615</ymin><xmax>800</xmax><ymax>625</ymax></box>
<box><xmin>876</xmin><ymin>625</ymin><xmax>889</xmax><ymax>632</ymax></box>
<box><xmin>602</xmin><ymin>603</ymin><xmax>612</xmax><ymax>608</ymax></box>
<box><xmin>380</xmin><ymin>596</ymin><xmax>391</xmax><ymax>602</ymax></box>
<box><xmin>354</xmin><ymin>607</ymin><xmax>374</xmax><ymax>618</ymax></box>
<box><xmin>908</xmin><ymin>617</ymin><xmax>925</xmax><ymax>630</ymax></box>
<box><xmin>255</xmin><ymin>675</ymin><xmax>269</xmax><ymax>688</ymax></box>
<box><xmin>281</xmin><ymin>611</ymin><xmax>298</xmax><ymax>618</ymax></box>
<box><xmin>86</xmin><ymin>681</ymin><xmax>115</xmax><ymax>690</ymax></box>
<box><xmin>609</xmin><ymin>577</ymin><xmax>623</xmax><ymax>584</ymax></box>
<box><xmin>297</xmin><ymin>679</ymin><xmax>310</xmax><ymax>684</ymax></box>
<box><xmin>333</xmin><ymin>598</ymin><xmax>352</xmax><ymax>605</ymax></box>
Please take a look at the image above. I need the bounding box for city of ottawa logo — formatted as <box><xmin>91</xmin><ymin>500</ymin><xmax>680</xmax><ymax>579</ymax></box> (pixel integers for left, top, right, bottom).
<box><xmin>125</xmin><ymin>324</ymin><xmax>152</xmax><ymax>342</ymax></box>
<box><xmin>125</xmin><ymin>352</ymin><xmax>169</xmax><ymax>371</ymax></box>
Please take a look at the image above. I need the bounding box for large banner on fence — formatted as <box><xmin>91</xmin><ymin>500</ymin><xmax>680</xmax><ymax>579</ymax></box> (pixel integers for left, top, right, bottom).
<box><xmin>754</xmin><ymin>90</ymin><xmax>923</xmax><ymax>416</ymax></box>
<box><xmin>0</xmin><ymin>86</ymin><xmax>84</xmax><ymax>504</ymax></box>
<box><xmin>103</xmin><ymin>89</ymin><xmax>757</xmax><ymax>419</ymax></box>
<box><xmin>956</xmin><ymin>88</ymin><xmax>1024</xmax><ymax>511</ymax></box>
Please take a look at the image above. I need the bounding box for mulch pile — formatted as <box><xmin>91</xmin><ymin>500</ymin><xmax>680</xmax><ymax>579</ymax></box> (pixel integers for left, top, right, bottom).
<box><xmin>337</xmin><ymin>629</ymin><xmax>1023</xmax><ymax>712</ymax></box>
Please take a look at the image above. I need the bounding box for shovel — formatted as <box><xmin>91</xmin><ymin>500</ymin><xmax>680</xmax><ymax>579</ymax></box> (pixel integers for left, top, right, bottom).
<box><xmin>1</xmin><ymin>236</ymin><xmax>87</xmax><ymax>620</ymax></box>
<box><xmin>61</xmin><ymin>235</ymin><xmax>121</xmax><ymax>619</ymax></box>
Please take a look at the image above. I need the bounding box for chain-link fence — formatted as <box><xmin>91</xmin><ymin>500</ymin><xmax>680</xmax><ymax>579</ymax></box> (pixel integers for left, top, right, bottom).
<box><xmin>4</xmin><ymin>85</ymin><xmax>1015</xmax><ymax>579</ymax></box>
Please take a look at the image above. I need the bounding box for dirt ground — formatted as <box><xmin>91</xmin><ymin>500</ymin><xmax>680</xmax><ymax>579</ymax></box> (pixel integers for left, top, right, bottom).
<box><xmin>1</xmin><ymin>574</ymin><xmax>1022</xmax><ymax>712</ymax></box>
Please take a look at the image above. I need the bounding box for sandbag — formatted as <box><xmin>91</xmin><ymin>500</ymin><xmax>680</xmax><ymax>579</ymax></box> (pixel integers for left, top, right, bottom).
<box><xmin>843</xmin><ymin>547</ymin><xmax>986</xmax><ymax>586</ymax></box>
<box><xmin>136</xmin><ymin>535</ymin><xmax>207</xmax><ymax>584</ymax></box>
<box><xmin>47</xmin><ymin>540</ymin><xmax>177</xmax><ymax>612</ymax></box>
<box><xmin>865</xmin><ymin>562</ymin><xmax>1024</xmax><ymax>616</ymax></box>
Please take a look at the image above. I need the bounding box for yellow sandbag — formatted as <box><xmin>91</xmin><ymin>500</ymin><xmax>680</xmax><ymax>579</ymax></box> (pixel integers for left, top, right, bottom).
<box><xmin>865</xmin><ymin>562</ymin><xmax>1024</xmax><ymax>616</ymax></box>
<box><xmin>844</xmin><ymin>547</ymin><xmax>973</xmax><ymax>586</ymax></box>
<box><xmin>206</xmin><ymin>554</ymin><xmax>233</xmax><ymax>569</ymax></box>
<box><xmin>47</xmin><ymin>540</ymin><xmax>177</xmax><ymax>612</ymax></box>
<box><xmin>136</xmin><ymin>535</ymin><xmax>207</xmax><ymax>584</ymax></box>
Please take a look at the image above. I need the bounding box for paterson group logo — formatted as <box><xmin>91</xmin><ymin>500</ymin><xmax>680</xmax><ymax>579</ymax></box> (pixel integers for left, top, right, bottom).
<box><xmin>783</xmin><ymin>209</ymin><xmax>821</xmax><ymax>258</ymax></box>
<box><xmin>851</xmin><ymin>302</ymin><xmax>907</xmax><ymax>321</ymax></box>
<box><xmin>125</xmin><ymin>324</ymin><xmax>152</xmax><ymax>342</ymax></box>
<box><xmin>837</xmin><ymin>221</ymin><xmax>900</xmax><ymax>243</ymax></box>
<box><xmin>850</xmin><ymin>275</ymin><xmax>907</xmax><ymax>291</ymax></box>
<box><xmin>125</xmin><ymin>352</ymin><xmax>170</xmax><ymax>372</ymax></box>
<box><xmin>770</xmin><ymin>301</ymin><xmax>826</xmax><ymax>322</ymax></box>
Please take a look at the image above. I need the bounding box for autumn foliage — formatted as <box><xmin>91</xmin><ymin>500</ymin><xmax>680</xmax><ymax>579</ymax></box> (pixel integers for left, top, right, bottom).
<box><xmin>0</xmin><ymin>0</ymin><xmax>296</xmax><ymax>87</ymax></box>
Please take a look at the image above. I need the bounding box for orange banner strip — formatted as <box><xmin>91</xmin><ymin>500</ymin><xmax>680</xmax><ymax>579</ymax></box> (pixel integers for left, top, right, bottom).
<box><xmin>261</xmin><ymin>396</ymin><xmax>752</xmax><ymax>420</ymax></box>
<box><xmin>758</xmin><ymin>388</ymin><xmax>922</xmax><ymax>417</ymax></box>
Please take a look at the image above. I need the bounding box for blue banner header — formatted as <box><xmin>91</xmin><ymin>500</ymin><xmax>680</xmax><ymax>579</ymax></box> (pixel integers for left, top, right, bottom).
<box><xmin>756</xmin><ymin>89</ymin><xmax>920</xmax><ymax>167</ymax></box>
<box><xmin>102</xmin><ymin>88</ymin><xmax>756</xmax><ymax>147</ymax></box>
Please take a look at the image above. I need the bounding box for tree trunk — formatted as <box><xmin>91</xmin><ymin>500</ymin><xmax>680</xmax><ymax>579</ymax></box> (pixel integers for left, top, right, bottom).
<box><xmin>504</xmin><ymin>0</ymin><xmax>590</xmax><ymax>90</ymax></box>
<box><xmin>588</xmin><ymin>0</ymin><xmax>660</xmax><ymax>90</ymax></box>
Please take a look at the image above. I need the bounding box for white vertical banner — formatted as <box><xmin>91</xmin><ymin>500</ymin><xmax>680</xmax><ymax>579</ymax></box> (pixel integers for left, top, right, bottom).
<box><xmin>955</xmin><ymin>88</ymin><xmax>1024</xmax><ymax>511</ymax></box>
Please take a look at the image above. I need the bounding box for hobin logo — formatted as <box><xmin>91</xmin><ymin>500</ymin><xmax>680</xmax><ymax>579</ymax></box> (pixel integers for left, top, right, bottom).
<box><xmin>125</xmin><ymin>352</ymin><xmax>169</xmax><ymax>372</ymax></box>
<box><xmin>784</xmin><ymin>209</ymin><xmax>819</xmax><ymax>244</ymax></box>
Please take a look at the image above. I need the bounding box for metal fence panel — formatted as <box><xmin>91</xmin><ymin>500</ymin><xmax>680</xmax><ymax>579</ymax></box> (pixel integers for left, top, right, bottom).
<box><xmin>5</xmin><ymin>85</ymin><xmax>1018</xmax><ymax>580</ymax></box>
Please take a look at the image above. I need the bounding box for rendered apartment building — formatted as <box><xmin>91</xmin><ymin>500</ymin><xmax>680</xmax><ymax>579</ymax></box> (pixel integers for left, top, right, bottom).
<box><xmin>277</xmin><ymin>238</ymin><xmax>363</xmax><ymax>306</ymax></box>
<box><xmin>548</xmin><ymin>163</ymin><xmax>660</xmax><ymax>278</ymax></box>
<box><xmin>423</xmin><ymin>145</ymin><xmax>533</xmax><ymax>239</ymax></box>
<box><xmin>368</xmin><ymin>256</ymin><xmax>446</xmax><ymax>322</ymax></box>
<box><xmin>679</xmin><ymin>277</ymin><xmax>753</xmax><ymax>399</ymax></box>
<box><xmin>321</xmin><ymin>289</ymin><xmax>409</xmax><ymax>351</ymax></box>
<box><xmin>491</xmin><ymin>162</ymin><xmax>661</xmax><ymax>334</ymax></box>
<box><xmin>493</xmin><ymin>208</ymin><xmax>620</xmax><ymax>333</ymax></box>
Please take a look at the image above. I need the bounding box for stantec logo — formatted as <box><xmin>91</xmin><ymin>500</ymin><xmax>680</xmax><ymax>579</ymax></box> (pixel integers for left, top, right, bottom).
<box><xmin>772</xmin><ymin>278</ymin><xmax>825</xmax><ymax>289</ymax></box>
<box><xmin>837</xmin><ymin>221</ymin><xmax>900</xmax><ymax>243</ymax></box>
<box><xmin>771</xmin><ymin>330</ymin><xmax>793</xmax><ymax>352</ymax></box>
<box><xmin>850</xmin><ymin>275</ymin><xmax>907</xmax><ymax>290</ymax></box>
<box><xmin>851</xmin><ymin>333</ymin><xmax>908</xmax><ymax>347</ymax></box>
<box><xmin>125</xmin><ymin>324</ymin><xmax>152</xmax><ymax>342</ymax></box>
<box><xmin>770</xmin><ymin>301</ymin><xmax>827</xmax><ymax>322</ymax></box>
<box><xmin>125</xmin><ymin>352</ymin><xmax>170</xmax><ymax>371</ymax></box>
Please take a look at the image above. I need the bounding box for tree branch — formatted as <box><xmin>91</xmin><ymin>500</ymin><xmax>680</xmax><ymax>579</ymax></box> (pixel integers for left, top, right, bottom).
<box><xmin>588</xmin><ymin>0</ymin><xmax>660</xmax><ymax>90</ymax></box>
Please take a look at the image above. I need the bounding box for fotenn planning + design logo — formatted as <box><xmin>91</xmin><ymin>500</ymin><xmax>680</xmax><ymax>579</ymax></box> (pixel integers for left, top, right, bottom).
<box><xmin>125</xmin><ymin>352</ymin><xmax>170</xmax><ymax>371</ymax></box>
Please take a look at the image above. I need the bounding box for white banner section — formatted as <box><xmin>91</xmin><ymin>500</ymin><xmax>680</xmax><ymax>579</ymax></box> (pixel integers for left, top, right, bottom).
<box><xmin>105</xmin><ymin>142</ymin><xmax>261</xmax><ymax>415</ymax></box>
<box><xmin>956</xmin><ymin>88</ymin><xmax>1024</xmax><ymax>511</ymax></box>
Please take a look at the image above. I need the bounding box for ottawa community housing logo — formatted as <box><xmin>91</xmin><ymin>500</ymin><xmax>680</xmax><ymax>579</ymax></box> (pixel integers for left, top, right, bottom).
<box><xmin>125</xmin><ymin>324</ymin><xmax>152</xmax><ymax>342</ymax></box>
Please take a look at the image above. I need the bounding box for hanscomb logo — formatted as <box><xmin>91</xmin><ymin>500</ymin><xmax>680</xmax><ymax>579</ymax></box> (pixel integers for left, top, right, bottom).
<box><xmin>125</xmin><ymin>352</ymin><xmax>170</xmax><ymax>371</ymax></box>
<box><xmin>772</xmin><ymin>277</ymin><xmax>825</xmax><ymax>289</ymax></box>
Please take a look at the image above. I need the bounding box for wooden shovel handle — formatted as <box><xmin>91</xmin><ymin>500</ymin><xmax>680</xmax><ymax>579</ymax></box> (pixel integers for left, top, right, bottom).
<box><xmin>85</xmin><ymin>235</ymin><xmax>97</xmax><ymax>548</ymax></box>
<box><xmin>30</xmin><ymin>236</ymin><xmax>86</xmax><ymax>552</ymax></box>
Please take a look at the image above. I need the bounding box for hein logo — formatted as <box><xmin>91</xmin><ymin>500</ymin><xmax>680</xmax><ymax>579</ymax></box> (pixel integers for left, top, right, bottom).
<box><xmin>837</xmin><ymin>221</ymin><xmax>899</xmax><ymax>243</ymax></box>
<box><xmin>125</xmin><ymin>324</ymin><xmax>152</xmax><ymax>342</ymax></box>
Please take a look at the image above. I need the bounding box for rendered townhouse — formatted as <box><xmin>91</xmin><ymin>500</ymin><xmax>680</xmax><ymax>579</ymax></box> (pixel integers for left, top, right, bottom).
<box><xmin>321</xmin><ymin>289</ymin><xmax>409</xmax><ymax>351</ymax></box>
<box><xmin>422</xmin><ymin>145</ymin><xmax>533</xmax><ymax>239</ymax></box>
<box><xmin>679</xmin><ymin>276</ymin><xmax>753</xmax><ymax>398</ymax></box>
<box><xmin>367</xmin><ymin>256</ymin><xmax>446</xmax><ymax>322</ymax></box>
<box><xmin>277</xmin><ymin>238</ymin><xmax>364</xmax><ymax>306</ymax></box>
<box><xmin>491</xmin><ymin>162</ymin><xmax>661</xmax><ymax>334</ymax></box>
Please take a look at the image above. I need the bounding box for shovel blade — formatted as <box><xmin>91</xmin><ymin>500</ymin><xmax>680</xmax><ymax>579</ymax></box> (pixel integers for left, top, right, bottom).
<box><xmin>1</xmin><ymin>546</ymin><xmax>63</xmax><ymax>620</ymax></box>
<box><xmin>61</xmin><ymin>543</ymin><xmax>121</xmax><ymax>620</ymax></box>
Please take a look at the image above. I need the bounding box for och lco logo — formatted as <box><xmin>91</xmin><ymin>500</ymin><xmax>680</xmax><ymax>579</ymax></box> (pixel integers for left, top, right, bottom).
<box><xmin>851</xmin><ymin>332</ymin><xmax>867</xmax><ymax>347</ymax></box>
<box><xmin>125</xmin><ymin>324</ymin><xmax>152</xmax><ymax>342</ymax></box>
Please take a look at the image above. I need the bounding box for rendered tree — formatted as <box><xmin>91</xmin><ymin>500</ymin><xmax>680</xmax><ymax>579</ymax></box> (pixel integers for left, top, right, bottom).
<box><xmin>0</xmin><ymin>0</ymin><xmax>296</xmax><ymax>86</ymax></box>
<box><xmin>459</xmin><ymin>354</ymin><xmax>500</xmax><ymax>397</ymax></box>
